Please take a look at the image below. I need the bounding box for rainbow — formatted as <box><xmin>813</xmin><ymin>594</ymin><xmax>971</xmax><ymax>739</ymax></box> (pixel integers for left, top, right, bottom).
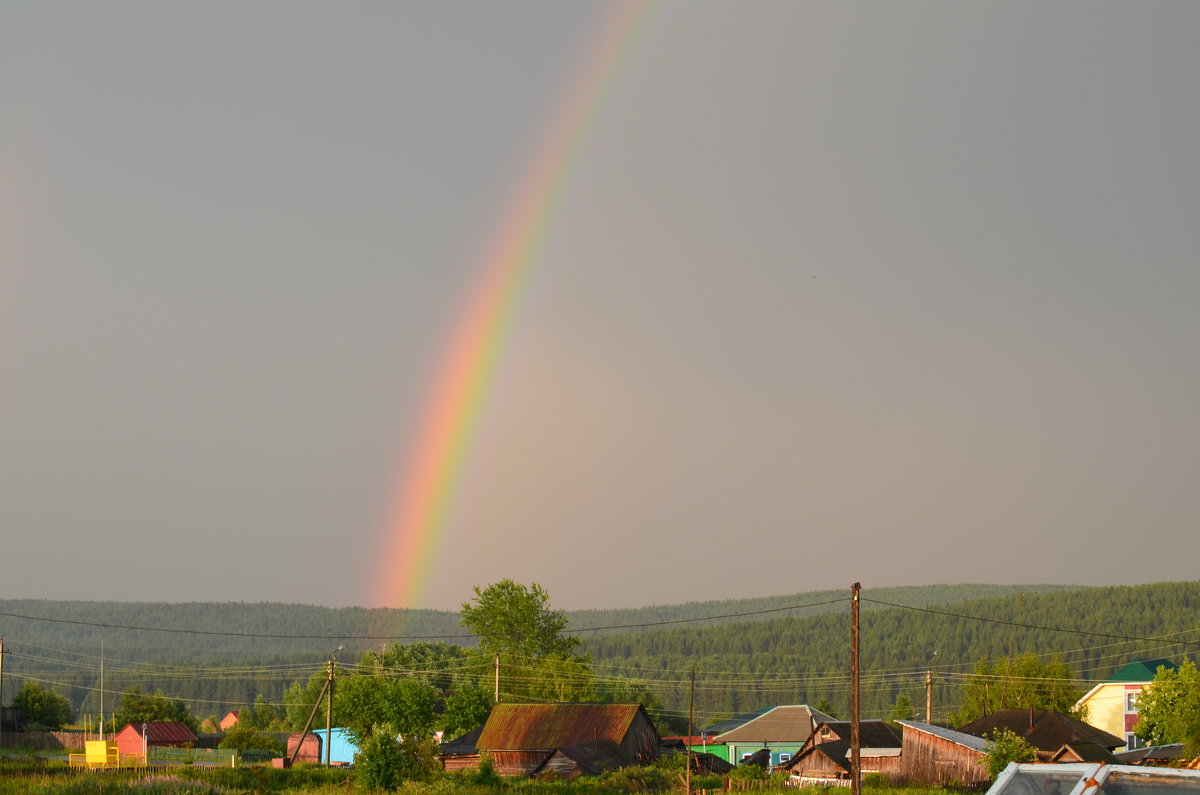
<box><xmin>374</xmin><ymin>0</ymin><xmax>651</xmax><ymax>610</ymax></box>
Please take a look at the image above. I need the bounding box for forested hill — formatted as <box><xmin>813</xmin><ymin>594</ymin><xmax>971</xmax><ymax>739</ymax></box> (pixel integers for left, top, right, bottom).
<box><xmin>567</xmin><ymin>583</ymin><xmax>1077</xmax><ymax>633</ymax></box>
<box><xmin>0</xmin><ymin>584</ymin><xmax>1069</xmax><ymax>663</ymax></box>
<box><xmin>580</xmin><ymin>581</ymin><xmax>1200</xmax><ymax>722</ymax></box>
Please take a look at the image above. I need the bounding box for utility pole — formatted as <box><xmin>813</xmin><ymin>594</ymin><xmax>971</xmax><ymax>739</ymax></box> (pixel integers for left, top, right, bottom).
<box><xmin>494</xmin><ymin>654</ymin><xmax>500</xmax><ymax>703</ymax></box>
<box><xmin>686</xmin><ymin>664</ymin><xmax>696</xmax><ymax>795</ymax></box>
<box><xmin>325</xmin><ymin>646</ymin><xmax>342</xmax><ymax>767</ymax></box>
<box><xmin>925</xmin><ymin>650</ymin><xmax>938</xmax><ymax>723</ymax></box>
<box><xmin>100</xmin><ymin>640</ymin><xmax>105</xmax><ymax>739</ymax></box>
<box><xmin>0</xmin><ymin>636</ymin><xmax>5</xmax><ymax>714</ymax></box>
<box><xmin>850</xmin><ymin>583</ymin><xmax>861</xmax><ymax>795</ymax></box>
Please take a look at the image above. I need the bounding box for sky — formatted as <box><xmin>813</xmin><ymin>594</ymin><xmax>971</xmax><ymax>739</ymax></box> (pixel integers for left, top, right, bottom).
<box><xmin>2</xmin><ymin>1</ymin><xmax>1198</xmax><ymax>612</ymax></box>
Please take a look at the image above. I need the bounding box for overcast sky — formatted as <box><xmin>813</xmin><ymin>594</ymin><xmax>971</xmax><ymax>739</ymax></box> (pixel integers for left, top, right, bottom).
<box><xmin>2</xmin><ymin>1</ymin><xmax>1198</xmax><ymax>612</ymax></box>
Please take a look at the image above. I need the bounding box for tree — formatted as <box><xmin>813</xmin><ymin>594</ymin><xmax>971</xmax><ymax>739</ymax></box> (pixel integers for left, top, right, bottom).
<box><xmin>1133</xmin><ymin>658</ymin><xmax>1200</xmax><ymax>753</ymax></box>
<box><xmin>887</xmin><ymin>692</ymin><xmax>915</xmax><ymax>728</ymax></box>
<box><xmin>218</xmin><ymin>725</ymin><xmax>284</xmax><ymax>755</ymax></box>
<box><xmin>949</xmin><ymin>653</ymin><xmax>1083</xmax><ymax>725</ymax></box>
<box><xmin>460</xmin><ymin>579</ymin><xmax>579</xmax><ymax>659</ymax></box>
<box><xmin>336</xmin><ymin>676</ymin><xmax>439</xmax><ymax>744</ymax></box>
<box><xmin>11</xmin><ymin>682</ymin><xmax>73</xmax><ymax>729</ymax></box>
<box><xmin>980</xmin><ymin>727</ymin><xmax>1037</xmax><ymax>778</ymax></box>
<box><xmin>440</xmin><ymin>687</ymin><xmax>493</xmax><ymax>740</ymax></box>
<box><xmin>238</xmin><ymin>693</ymin><xmax>283</xmax><ymax>731</ymax></box>
<box><xmin>113</xmin><ymin>687</ymin><xmax>200</xmax><ymax>733</ymax></box>
<box><xmin>461</xmin><ymin>579</ymin><xmax>594</xmax><ymax>702</ymax></box>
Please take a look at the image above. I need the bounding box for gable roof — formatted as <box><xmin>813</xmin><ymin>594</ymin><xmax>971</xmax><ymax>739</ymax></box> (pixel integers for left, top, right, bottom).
<box><xmin>1050</xmin><ymin>742</ymin><xmax>1120</xmax><ymax>763</ymax></box>
<box><xmin>715</xmin><ymin>705</ymin><xmax>831</xmax><ymax>743</ymax></box>
<box><xmin>541</xmin><ymin>739</ymin><xmax>636</xmax><ymax>776</ymax></box>
<box><xmin>703</xmin><ymin>708</ymin><xmax>773</xmax><ymax>736</ymax></box>
<box><xmin>476</xmin><ymin>703</ymin><xmax>655</xmax><ymax>751</ymax></box>
<box><xmin>1105</xmin><ymin>659</ymin><xmax>1175</xmax><ymax>683</ymax></box>
<box><xmin>812</xmin><ymin>720</ymin><xmax>901</xmax><ymax>749</ymax></box>
<box><xmin>896</xmin><ymin>720</ymin><xmax>989</xmax><ymax>752</ymax></box>
<box><xmin>956</xmin><ymin>709</ymin><xmax>1122</xmax><ymax>751</ymax></box>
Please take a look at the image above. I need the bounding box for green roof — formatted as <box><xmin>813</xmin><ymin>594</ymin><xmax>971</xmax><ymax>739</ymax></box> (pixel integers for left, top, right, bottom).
<box><xmin>1104</xmin><ymin>658</ymin><xmax>1175</xmax><ymax>683</ymax></box>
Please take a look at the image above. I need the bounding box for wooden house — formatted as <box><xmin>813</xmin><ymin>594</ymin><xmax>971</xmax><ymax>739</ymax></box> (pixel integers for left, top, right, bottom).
<box><xmin>537</xmin><ymin>739</ymin><xmax>637</xmax><ymax>779</ymax></box>
<box><xmin>469</xmin><ymin>703</ymin><xmax>659</xmax><ymax>777</ymax></box>
<box><xmin>784</xmin><ymin>721</ymin><xmax>903</xmax><ymax>783</ymax></box>
<box><xmin>115</xmin><ymin>721</ymin><xmax>197</xmax><ymax>759</ymax></box>
<box><xmin>896</xmin><ymin>720</ymin><xmax>990</xmax><ymax>788</ymax></box>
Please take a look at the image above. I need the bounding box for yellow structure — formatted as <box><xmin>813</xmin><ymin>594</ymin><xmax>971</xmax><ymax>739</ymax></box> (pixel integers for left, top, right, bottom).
<box><xmin>1075</xmin><ymin>658</ymin><xmax>1175</xmax><ymax>750</ymax></box>
<box><xmin>68</xmin><ymin>740</ymin><xmax>145</xmax><ymax>769</ymax></box>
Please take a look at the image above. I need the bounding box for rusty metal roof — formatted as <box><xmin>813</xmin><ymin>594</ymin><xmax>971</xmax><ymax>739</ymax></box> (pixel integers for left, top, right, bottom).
<box><xmin>121</xmin><ymin>721</ymin><xmax>198</xmax><ymax>743</ymax></box>
<box><xmin>477</xmin><ymin>703</ymin><xmax>652</xmax><ymax>751</ymax></box>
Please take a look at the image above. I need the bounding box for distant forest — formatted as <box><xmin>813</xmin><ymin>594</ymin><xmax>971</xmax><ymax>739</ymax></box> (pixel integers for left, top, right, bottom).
<box><xmin>2</xmin><ymin>582</ymin><xmax>1197</xmax><ymax>728</ymax></box>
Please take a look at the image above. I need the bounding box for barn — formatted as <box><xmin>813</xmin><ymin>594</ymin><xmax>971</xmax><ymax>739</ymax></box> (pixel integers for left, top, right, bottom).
<box><xmin>895</xmin><ymin>720</ymin><xmax>990</xmax><ymax>788</ymax></box>
<box><xmin>114</xmin><ymin>722</ymin><xmax>198</xmax><ymax>759</ymax></box>
<box><xmin>471</xmin><ymin>702</ymin><xmax>660</xmax><ymax>777</ymax></box>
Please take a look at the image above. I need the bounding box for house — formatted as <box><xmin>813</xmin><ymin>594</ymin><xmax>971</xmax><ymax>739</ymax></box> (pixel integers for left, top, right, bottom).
<box><xmin>537</xmin><ymin>739</ymin><xmax>638</xmax><ymax>779</ymax></box>
<box><xmin>710</xmin><ymin>704</ymin><xmax>835</xmax><ymax>767</ymax></box>
<box><xmin>957</xmin><ymin>709</ymin><xmax>1123</xmax><ymax>760</ymax></box>
<box><xmin>218</xmin><ymin>711</ymin><xmax>240</xmax><ymax>731</ymax></box>
<box><xmin>784</xmin><ymin>720</ymin><xmax>903</xmax><ymax>783</ymax></box>
<box><xmin>114</xmin><ymin>722</ymin><xmax>198</xmax><ymax>759</ymax></box>
<box><xmin>470</xmin><ymin>702</ymin><xmax>660</xmax><ymax>777</ymax></box>
<box><xmin>1074</xmin><ymin>658</ymin><xmax>1175</xmax><ymax>750</ymax></box>
<box><xmin>896</xmin><ymin>720</ymin><xmax>990</xmax><ymax>788</ymax></box>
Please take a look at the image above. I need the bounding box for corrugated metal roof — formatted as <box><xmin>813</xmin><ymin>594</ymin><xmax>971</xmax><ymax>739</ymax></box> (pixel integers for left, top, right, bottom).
<box><xmin>1104</xmin><ymin>658</ymin><xmax>1175</xmax><ymax>683</ymax></box>
<box><xmin>897</xmin><ymin>720</ymin><xmax>989</xmax><ymax>751</ymax></box>
<box><xmin>477</xmin><ymin>703</ymin><xmax>649</xmax><ymax>751</ymax></box>
<box><xmin>716</xmin><ymin>705</ymin><xmax>824</xmax><ymax>742</ymax></box>
<box><xmin>127</xmin><ymin>721</ymin><xmax>198</xmax><ymax>743</ymax></box>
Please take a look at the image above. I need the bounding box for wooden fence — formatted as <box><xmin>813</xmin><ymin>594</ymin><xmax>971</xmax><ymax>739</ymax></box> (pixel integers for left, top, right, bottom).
<box><xmin>0</xmin><ymin>731</ymin><xmax>90</xmax><ymax>750</ymax></box>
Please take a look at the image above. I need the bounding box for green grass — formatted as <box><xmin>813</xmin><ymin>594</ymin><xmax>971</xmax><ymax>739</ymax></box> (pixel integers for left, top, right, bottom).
<box><xmin>0</xmin><ymin>758</ymin><xmax>979</xmax><ymax>795</ymax></box>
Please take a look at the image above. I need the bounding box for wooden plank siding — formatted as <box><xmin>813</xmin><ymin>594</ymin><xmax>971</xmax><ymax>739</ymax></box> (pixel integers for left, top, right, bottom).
<box><xmin>897</xmin><ymin>722</ymin><xmax>989</xmax><ymax>788</ymax></box>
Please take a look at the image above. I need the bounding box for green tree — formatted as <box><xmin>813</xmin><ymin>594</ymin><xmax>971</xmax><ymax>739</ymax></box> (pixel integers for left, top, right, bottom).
<box><xmin>461</xmin><ymin>579</ymin><xmax>579</xmax><ymax>658</ymax></box>
<box><xmin>282</xmin><ymin>672</ymin><xmax>328</xmax><ymax>731</ymax></box>
<box><xmin>355</xmin><ymin>733</ymin><xmax>439</xmax><ymax>790</ymax></box>
<box><xmin>950</xmin><ymin>653</ymin><xmax>1083</xmax><ymax>725</ymax></box>
<box><xmin>980</xmin><ymin>727</ymin><xmax>1037</xmax><ymax>778</ymax></box>
<box><xmin>359</xmin><ymin>642</ymin><xmax>478</xmax><ymax>692</ymax></box>
<box><xmin>238</xmin><ymin>693</ymin><xmax>283</xmax><ymax>731</ymax></box>
<box><xmin>336</xmin><ymin>676</ymin><xmax>439</xmax><ymax>743</ymax></box>
<box><xmin>218</xmin><ymin>725</ymin><xmax>284</xmax><ymax>755</ymax></box>
<box><xmin>1133</xmin><ymin>658</ymin><xmax>1200</xmax><ymax>753</ymax></box>
<box><xmin>11</xmin><ymin>682</ymin><xmax>73</xmax><ymax>729</ymax></box>
<box><xmin>440</xmin><ymin>687</ymin><xmax>493</xmax><ymax>740</ymax></box>
<box><xmin>112</xmin><ymin>687</ymin><xmax>200</xmax><ymax>733</ymax></box>
<box><xmin>887</xmin><ymin>692</ymin><xmax>915</xmax><ymax>728</ymax></box>
<box><xmin>460</xmin><ymin>579</ymin><xmax>594</xmax><ymax>701</ymax></box>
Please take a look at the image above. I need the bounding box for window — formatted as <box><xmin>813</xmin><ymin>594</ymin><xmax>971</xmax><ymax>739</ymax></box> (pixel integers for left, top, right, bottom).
<box><xmin>1125</xmin><ymin>692</ymin><xmax>1139</xmax><ymax>713</ymax></box>
<box><xmin>1125</xmin><ymin>732</ymin><xmax>1143</xmax><ymax>750</ymax></box>
<box><xmin>779</xmin><ymin>753</ymin><xmax>791</xmax><ymax>763</ymax></box>
<box><xmin>741</xmin><ymin>753</ymin><xmax>754</xmax><ymax>761</ymax></box>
